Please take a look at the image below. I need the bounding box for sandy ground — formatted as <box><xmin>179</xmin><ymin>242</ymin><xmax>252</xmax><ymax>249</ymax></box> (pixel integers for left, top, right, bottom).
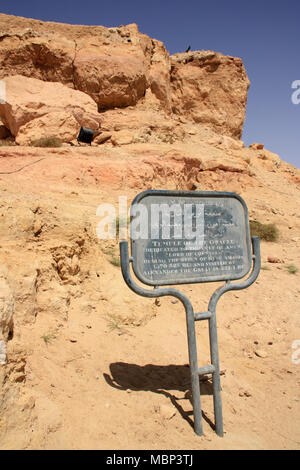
<box><xmin>0</xmin><ymin>145</ymin><xmax>299</xmax><ymax>450</ymax></box>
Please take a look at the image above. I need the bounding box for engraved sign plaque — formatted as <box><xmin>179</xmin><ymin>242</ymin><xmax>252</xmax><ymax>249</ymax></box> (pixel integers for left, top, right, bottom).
<box><xmin>131</xmin><ymin>190</ymin><xmax>252</xmax><ymax>286</ymax></box>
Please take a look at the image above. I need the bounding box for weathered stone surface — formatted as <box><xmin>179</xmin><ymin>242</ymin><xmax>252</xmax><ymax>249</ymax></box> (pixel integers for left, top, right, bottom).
<box><xmin>220</xmin><ymin>135</ymin><xmax>245</xmax><ymax>150</ymax></box>
<box><xmin>0</xmin><ymin>15</ymin><xmax>153</xmax><ymax>110</ymax></box>
<box><xmin>170</xmin><ymin>50</ymin><xmax>250</xmax><ymax>138</ymax></box>
<box><xmin>74</xmin><ymin>52</ymin><xmax>147</xmax><ymax>109</ymax></box>
<box><xmin>94</xmin><ymin>132</ymin><xmax>112</xmax><ymax>144</ymax></box>
<box><xmin>249</xmin><ymin>143</ymin><xmax>264</xmax><ymax>150</ymax></box>
<box><xmin>0</xmin><ymin>28</ymin><xmax>75</xmax><ymax>86</ymax></box>
<box><xmin>0</xmin><ymin>75</ymin><xmax>101</xmax><ymax>139</ymax></box>
<box><xmin>200</xmin><ymin>157</ymin><xmax>248</xmax><ymax>173</ymax></box>
<box><xmin>16</xmin><ymin>111</ymin><xmax>80</xmax><ymax>145</ymax></box>
<box><xmin>100</xmin><ymin>108</ymin><xmax>185</xmax><ymax>145</ymax></box>
<box><xmin>0</xmin><ymin>14</ymin><xmax>250</xmax><ymax>139</ymax></box>
<box><xmin>147</xmin><ymin>39</ymin><xmax>172</xmax><ymax>113</ymax></box>
<box><xmin>111</xmin><ymin>130</ymin><xmax>134</xmax><ymax>146</ymax></box>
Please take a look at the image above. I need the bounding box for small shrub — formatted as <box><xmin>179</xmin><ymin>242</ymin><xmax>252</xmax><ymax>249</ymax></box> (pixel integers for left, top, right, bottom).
<box><xmin>109</xmin><ymin>255</ymin><xmax>121</xmax><ymax>267</ymax></box>
<box><xmin>31</xmin><ymin>136</ymin><xmax>62</xmax><ymax>148</ymax></box>
<box><xmin>106</xmin><ymin>314</ymin><xmax>128</xmax><ymax>335</ymax></box>
<box><xmin>101</xmin><ymin>246</ymin><xmax>120</xmax><ymax>267</ymax></box>
<box><xmin>41</xmin><ymin>332</ymin><xmax>56</xmax><ymax>344</ymax></box>
<box><xmin>286</xmin><ymin>264</ymin><xmax>298</xmax><ymax>275</ymax></box>
<box><xmin>106</xmin><ymin>314</ymin><xmax>122</xmax><ymax>332</ymax></box>
<box><xmin>101</xmin><ymin>247</ymin><xmax>115</xmax><ymax>256</ymax></box>
<box><xmin>250</xmin><ymin>220</ymin><xmax>279</xmax><ymax>242</ymax></box>
<box><xmin>261</xmin><ymin>265</ymin><xmax>271</xmax><ymax>271</ymax></box>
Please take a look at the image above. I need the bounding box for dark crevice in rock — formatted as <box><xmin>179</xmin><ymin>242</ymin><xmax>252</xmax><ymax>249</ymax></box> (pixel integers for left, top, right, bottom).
<box><xmin>72</xmin><ymin>39</ymin><xmax>78</xmax><ymax>90</ymax></box>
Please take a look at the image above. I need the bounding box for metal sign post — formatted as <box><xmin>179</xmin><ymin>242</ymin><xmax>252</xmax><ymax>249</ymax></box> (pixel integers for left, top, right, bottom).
<box><xmin>119</xmin><ymin>190</ymin><xmax>261</xmax><ymax>436</ymax></box>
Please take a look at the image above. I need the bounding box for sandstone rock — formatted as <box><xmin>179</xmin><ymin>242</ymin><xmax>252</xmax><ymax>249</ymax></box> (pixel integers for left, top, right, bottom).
<box><xmin>100</xmin><ymin>108</ymin><xmax>185</xmax><ymax>145</ymax></box>
<box><xmin>170</xmin><ymin>50</ymin><xmax>250</xmax><ymax>139</ymax></box>
<box><xmin>200</xmin><ymin>157</ymin><xmax>247</xmax><ymax>173</ymax></box>
<box><xmin>94</xmin><ymin>132</ymin><xmax>112</xmax><ymax>145</ymax></box>
<box><xmin>0</xmin><ymin>17</ymin><xmax>149</xmax><ymax>90</ymax></box>
<box><xmin>111</xmin><ymin>130</ymin><xmax>134</xmax><ymax>146</ymax></box>
<box><xmin>0</xmin><ymin>14</ymin><xmax>250</xmax><ymax>141</ymax></box>
<box><xmin>16</xmin><ymin>111</ymin><xmax>80</xmax><ymax>145</ymax></box>
<box><xmin>74</xmin><ymin>52</ymin><xmax>147</xmax><ymax>109</ymax></box>
<box><xmin>220</xmin><ymin>135</ymin><xmax>245</xmax><ymax>150</ymax></box>
<box><xmin>51</xmin><ymin>243</ymin><xmax>82</xmax><ymax>285</ymax></box>
<box><xmin>0</xmin><ymin>15</ymin><xmax>155</xmax><ymax>111</ymax></box>
<box><xmin>148</xmin><ymin>39</ymin><xmax>172</xmax><ymax>112</ymax></box>
<box><xmin>0</xmin><ymin>75</ymin><xmax>100</xmax><ymax>137</ymax></box>
<box><xmin>4</xmin><ymin>342</ymin><xmax>27</xmax><ymax>382</ymax></box>
<box><xmin>267</xmin><ymin>257</ymin><xmax>284</xmax><ymax>264</ymax></box>
<box><xmin>261</xmin><ymin>149</ymin><xmax>281</xmax><ymax>167</ymax></box>
<box><xmin>0</xmin><ymin>28</ymin><xmax>75</xmax><ymax>86</ymax></box>
<box><xmin>249</xmin><ymin>143</ymin><xmax>264</xmax><ymax>150</ymax></box>
<box><xmin>71</xmin><ymin>109</ymin><xmax>103</xmax><ymax>133</ymax></box>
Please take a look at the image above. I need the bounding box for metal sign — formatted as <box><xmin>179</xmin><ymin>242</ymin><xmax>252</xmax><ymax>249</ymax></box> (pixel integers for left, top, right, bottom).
<box><xmin>120</xmin><ymin>190</ymin><xmax>261</xmax><ymax>437</ymax></box>
<box><xmin>131</xmin><ymin>191</ymin><xmax>252</xmax><ymax>285</ymax></box>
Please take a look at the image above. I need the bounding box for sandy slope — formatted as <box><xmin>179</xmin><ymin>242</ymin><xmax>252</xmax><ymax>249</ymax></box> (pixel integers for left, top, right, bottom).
<box><xmin>0</xmin><ymin>143</ymin><xmax>299</xmax><ymax>450</ymax></box>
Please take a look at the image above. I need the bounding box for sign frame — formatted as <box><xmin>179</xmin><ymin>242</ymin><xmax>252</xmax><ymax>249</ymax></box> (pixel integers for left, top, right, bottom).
<box><xmin>120</xmin><ymin>190</ymin><xmax>261</xmax><ymax>437</ymax></box>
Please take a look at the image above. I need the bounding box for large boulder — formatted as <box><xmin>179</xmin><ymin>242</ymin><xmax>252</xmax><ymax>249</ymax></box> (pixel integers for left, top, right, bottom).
<box><xmin>16</xmin><ymin>111</ymin><xmax>79</xmax><ymax>145</ymax></box>
<box><xmin>74</xmin><ymin>51</ymin><xmax>147</xmax><ymax>109</ymax></box>
<box><xmin>0</xmin><ymin>75</ymin><xmax>102</xmax><ymax>142</ymax></box>
<box><xmin>0</xmin><ymin>16</ymin><xmax>153</xmax><ymax>110</ymax></box>
<box><xmin>0</xmin><ymin>31</ymin><xmax>75</xmax><ymax>87</ymax></box>
<box><xmin>170</xmin><ymin>50</ymin><xmax>250</xmax><ymax>139</ymax></box>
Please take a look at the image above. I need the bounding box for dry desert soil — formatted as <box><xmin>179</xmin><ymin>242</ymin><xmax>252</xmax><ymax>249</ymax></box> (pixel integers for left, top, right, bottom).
<box><xmin>0</xmin><ymin>144</ymin><xmax>299</xmax><ymax>450</ymax></box>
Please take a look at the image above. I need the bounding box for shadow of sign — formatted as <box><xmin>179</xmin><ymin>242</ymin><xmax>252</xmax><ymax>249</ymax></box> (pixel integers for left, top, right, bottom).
<box><xmin>103</xmin><ymin>362</ymin><xmax>215</xmax><ymax>431</ymax></box>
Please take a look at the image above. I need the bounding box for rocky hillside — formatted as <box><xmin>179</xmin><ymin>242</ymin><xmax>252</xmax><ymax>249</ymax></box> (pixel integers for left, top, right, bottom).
<box><xmin>0</xmin><ymin>13</ymin><xmax>249</xmax><ymax>142</ymax></box>
<box><xmin>0</xmin><ymin>14</ymin><xmax>299</xmax><ymax>450</ymax></box>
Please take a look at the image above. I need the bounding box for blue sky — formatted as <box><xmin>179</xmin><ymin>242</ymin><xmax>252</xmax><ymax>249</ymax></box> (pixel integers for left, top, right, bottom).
<box><xmin>1</xmin><ymin>0</ymin><xmax>299</xmax><ymax>168</ymax></box>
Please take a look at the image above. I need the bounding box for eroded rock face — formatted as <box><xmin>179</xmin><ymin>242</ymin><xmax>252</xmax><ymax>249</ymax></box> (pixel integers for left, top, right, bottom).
<box><xmin>0</xmin><ymin>14</ymin><xmax>250</xmax><ymax>139</ymax></box>
<box><xmin>170</xmin><ymin>51</ymin><xmax>250</xmax><ymax>139</ymax></box>
<box><xmin>0</xmin><ymin>28</ymin><xmax>75</xmax><ymax>87</ymax></box>
<box><xmin>0</xmin><ymin>16</ymin><xmax>154</xmax><ymax>111</ymax></box>
<box><xmin>0</xmin><ymin>75</ymin><xmax>102</xmax><ymax>142</ymax></box>
<box><xmin>16</xmin><ymin>111</ymin><xmax>79</xmax><ymax>146</ymax></box>
<box><xmin>147</xmin><ymin>39</ymin><xmax>172</xmax><ymax>113</ymax></box>
<box><xmin>74</xmin><ymin>52</ymin><xmax>147</xmax><ymax>109</ymax></box>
